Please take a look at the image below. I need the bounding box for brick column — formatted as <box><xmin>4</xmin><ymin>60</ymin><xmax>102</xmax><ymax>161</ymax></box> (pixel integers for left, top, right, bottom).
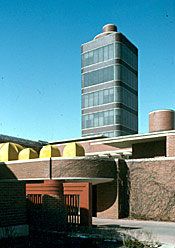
<box><xmin>63</xmin><ymin>183</ymin><xmax>92</xmax><ymax>226</ymax></box>
<box><xmin>166</xmin><ymin>135</ymin><xmax>175</xmax><ymax>157</ymax></box>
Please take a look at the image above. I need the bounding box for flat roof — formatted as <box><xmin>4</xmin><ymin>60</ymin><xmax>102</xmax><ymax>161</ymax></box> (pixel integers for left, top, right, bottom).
<box><xmin>149</xmin><ymin>109</ymin><xmax>174</xmax><ymax>114</ymax></box>
<box><xmin>0</xmin><ymin>134</ymin><xmax>48</xmax><ymax>147</ymax></box>
<box><xmin>90</xmin><ymin>130</ymin><xmax>175</xmax><ymax>148</ymax></box>
<box><xmin>49</xmin><ymin>135</ymin><xmax>106</xmax><ymax>145</ymax></box>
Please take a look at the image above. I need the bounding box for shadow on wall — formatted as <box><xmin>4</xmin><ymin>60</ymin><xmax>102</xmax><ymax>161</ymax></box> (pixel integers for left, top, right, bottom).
<box><xmin>97</xmin><ymin>180</ymin><xmax>117</xmax><ymax>212</ymax></box>
<box><xmin>118</xmin><ymin>159</ymin><xmax>130</xmax><ymax>218</ymax></box>
<box><xmin>96</xmin><ymin>159</ymin><xmax>130</xmax><ymax>219</ymax></box>
<box><xmin>27</xmin><ymin>194</ymin><xmax>67</xmax><ymax>231</ymax></box>
<box><xmin>0</xmin><ymin>164</ymin><xmax>27</xmax><ymax>229</ymax></box>
<box><xmin>0</xmin><ymin>163</ymin><xmax>17</xmax><ymax>180</ymax></box>
<box><xmin>96</xmin><ymin>163</ymin><xmax>118</xmax><ymax>213</ymax></box>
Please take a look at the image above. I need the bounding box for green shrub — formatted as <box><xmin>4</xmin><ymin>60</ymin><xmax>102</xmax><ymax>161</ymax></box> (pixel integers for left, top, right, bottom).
<box><xmin>124</xmin><ymin>238</ymin><xmax>144</xmax><ymax>248</ymax></box>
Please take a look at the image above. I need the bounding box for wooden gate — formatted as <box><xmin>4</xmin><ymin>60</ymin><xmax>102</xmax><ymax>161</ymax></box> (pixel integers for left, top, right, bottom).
<box><xmin>64</xmin><ymin>194</ymin><xmax>80</xmax><ymax>225</ymax></box>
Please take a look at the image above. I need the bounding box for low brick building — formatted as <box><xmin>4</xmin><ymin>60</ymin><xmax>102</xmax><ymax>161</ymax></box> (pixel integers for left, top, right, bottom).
<box><xmin>90</xmin><ymin>128</ymin><xmax>175</xmax><ymax>221</ymax></box>
<box><xmin>1</xmin><ymin>110</ymin><xmax>175</xmax><ymax>238</ymax></box>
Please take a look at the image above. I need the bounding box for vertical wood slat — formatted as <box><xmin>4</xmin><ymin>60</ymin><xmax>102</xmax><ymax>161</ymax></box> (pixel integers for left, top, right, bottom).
<box><xmin>64</xmin><ymin>194</ymin><xmax>80</xmax><ymax>225</ymax></box>
<box><xmin>26</xmin><ymin>194</ymin><xmax>42</xmax><ymax>209</ymax></box>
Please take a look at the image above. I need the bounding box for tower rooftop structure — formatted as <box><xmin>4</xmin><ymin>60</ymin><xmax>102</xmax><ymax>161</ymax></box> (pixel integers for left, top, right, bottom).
<box><xmin>94</xmin><ymin>24</ymin><xmax>118</xmax><ymax>40</ymax></box>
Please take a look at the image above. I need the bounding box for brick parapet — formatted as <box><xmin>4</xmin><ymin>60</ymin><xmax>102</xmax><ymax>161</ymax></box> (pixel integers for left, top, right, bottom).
<box><xmin>52</xmin><ymin>157</ymin><xmax>116</xmax><ymax>180</ymax></box>
<box><xmin>0</xmin><ymin>157</ymin><xmax>116</xmax><ymax>182</ymax></box>
<box><xmin>0</xmin><ymin>159</ymin><xmax>50</xmax><ymax>181</ymax></box>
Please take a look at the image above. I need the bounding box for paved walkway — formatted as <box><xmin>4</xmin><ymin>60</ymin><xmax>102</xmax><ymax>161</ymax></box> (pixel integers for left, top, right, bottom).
<box><xmin>92</xmin><ymin>218</ymin><xmax>175</xmax><ymax>246</ymax></box>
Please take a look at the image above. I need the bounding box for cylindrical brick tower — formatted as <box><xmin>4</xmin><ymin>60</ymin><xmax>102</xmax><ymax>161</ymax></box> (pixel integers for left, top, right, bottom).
<box><xmin>149</xmin><ymin>109</ymin><xmax>174</xmax><ymax>132</ymax></box>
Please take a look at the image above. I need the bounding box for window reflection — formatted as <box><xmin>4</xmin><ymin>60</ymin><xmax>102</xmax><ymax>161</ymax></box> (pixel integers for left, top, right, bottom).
<box><xmin>115</xmin><ymin>65</ymin><xmax>138</xmax><ymax>91</ymax></box>
<box><xmin>114</xmin><ymin>109</ymin><xmax>138</xmax><ymax>131</ymax></box>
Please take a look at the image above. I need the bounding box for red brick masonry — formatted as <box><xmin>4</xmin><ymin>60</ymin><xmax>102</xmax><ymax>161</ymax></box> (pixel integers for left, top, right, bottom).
<box><xmin>1</xmin><ymin>155</ymin><xmax>175</xmax><ymax>224</ymax></box>
<box><xmin>26</xmin><ymin>180</ymin><xmax>67</xmax><ymax>230</ymax></box>
<box><xmin>0</xmin><ymin>182</ymin><xmax>27</xmax><ymax>228</ymax></box>
<box><xmin>125</xmin><ymin>158</ymin><xmax>175</xmax><ymax>221</ymax></box>
<box><xmin>166</xmin><ymin>135</ymin><xmax>175</xmax><ymax>157</ymax></box>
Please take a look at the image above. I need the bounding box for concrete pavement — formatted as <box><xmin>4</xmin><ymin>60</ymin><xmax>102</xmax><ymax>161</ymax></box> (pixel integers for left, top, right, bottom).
<box><xmin>92</xmin><ymin>217</ymin><xmax>175</xmax><ymax>246</ymax></box>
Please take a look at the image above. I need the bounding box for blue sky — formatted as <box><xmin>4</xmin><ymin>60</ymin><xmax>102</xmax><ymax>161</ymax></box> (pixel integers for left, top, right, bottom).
<box><xmin>0</xmin><ymin>0</ymin><xmax>174</xmax><ymax>141</ymax></box>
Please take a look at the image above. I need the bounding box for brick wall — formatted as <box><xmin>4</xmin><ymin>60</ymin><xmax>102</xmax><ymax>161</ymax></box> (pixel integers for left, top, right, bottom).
<box><xmin>96</xmin><ymin>159</ymin><xmax>118</xmax><ymax>219</ymax></box>
<box><xmin>166</xmin><ymin>135</ymin><xmax>175</xmax><ymax>157</ymax></box>
<box><xmin>126</xmin><ymin>158</ymin><xmax>175</xmax><ymax>221</ymax></box>
<box><xmin>26</xmin><ymin>180</ymin><xmax>67</xmax><ymax>230</ymax></box>
<box><xmin>96</xmin><ymin>159</ymin><xmax>129</xmax><ymax>219</ymax></box>
<box><xmin>132</xmin><ymin>140</ymin><xmax>166</xmax><ymax>159</ymax></box>
<box><xmin>1</xmin><ymin>157</ymin><xmax>116</xmax><ymax>182</ymax></box>
<box><xmin>0</xmin><ymin>159</ymin><xmax>50</xmax><ymax>180</ymax></box>
<box><xmin>117</xmin><ymin>159</ymin><xmax>130</xmax><ymax>218</ymax></box>
<box><xmin>96</xmin><ymin>180</ymin><xmax>118</xmax><ymax>219</ymax></box>
<box><xmin>0</xmin><ymin>182</ymin><xmax>27</xmax><ymax>227</ymax></box>
<box><xmin>82</xmin><ymin>142</ymin><xmax>119</xmax><ymax>153</ymax></box>
<box><xmin>96</xmin><ymin>158</ymin><xmax>175</xmax><ymax>221</ymax></box>
<box><xmin>52</xmin><ymin>157</ymin><xmax>116</xmax><ymax>179</ymax></box>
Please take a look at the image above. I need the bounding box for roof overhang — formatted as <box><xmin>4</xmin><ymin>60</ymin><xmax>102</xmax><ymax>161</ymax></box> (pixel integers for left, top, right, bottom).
<box><xmin>91</xmin><ymin>130</ymin><xmax>175</xmax><ymax>149</ymax></box>
<box><xmin>49</xmin><ymin>135</ymin><xmax>105</xmax><ymax>145</ymax></box>
<box><xmin>85</xmin><ymin>148</ymin><xmax>132</xmax><ymax>156</ymax></box>
<box><xmin>52</xmin><ymin>177</ymin><xmax>114</xmax><ymax>185</ymax></box>
<box><xmin>1</xmin><ymin>177</ymin><xmax>113</xmax><ymax>185</ymax></box>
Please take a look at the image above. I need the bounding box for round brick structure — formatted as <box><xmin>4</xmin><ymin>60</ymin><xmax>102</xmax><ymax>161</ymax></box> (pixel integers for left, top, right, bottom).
<box><xmin>103</xmin><ymin>24</ymin><xmax>117</xmax><ymax>32</ymax></box>
<box><xmin>94</xmin><ymin>24</ymin><xmax>117</xmax><ymax>40</ymax></box>
<box><xmin>149</xmin><ymin>109</ymin><xmax>174</xmax><ymax>132</ymax></box>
